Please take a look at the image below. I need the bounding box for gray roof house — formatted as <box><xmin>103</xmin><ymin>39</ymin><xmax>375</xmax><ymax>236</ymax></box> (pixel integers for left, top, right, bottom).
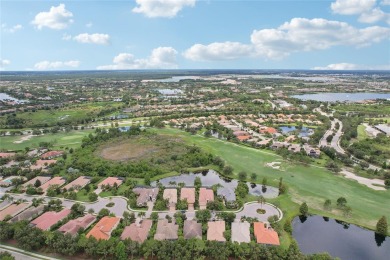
<box><xmin>183</xmin><ymin>220</ymin><xmax>202</xmax><ymax>239</ymax></box>
<box><xmin>154</xmin><ymin>219</ymin><xmax>178</xmax><ymax>241</ymax></box>
<box><xmin>231</xmin><ymin>222</ymin><xmax>251</xmax><ymax>243</ymax></box>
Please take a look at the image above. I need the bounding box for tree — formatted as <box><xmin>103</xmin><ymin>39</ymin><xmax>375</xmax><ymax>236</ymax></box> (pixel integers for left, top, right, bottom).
<box><xmin>88</xmin><ymin>192</ymin><xmax>98</xmax><ymax>202</ymax></box>
<box><xmin>70</xmin><ymin>203</ymin><xmax>85</xmax><ymax>218</ymax></box>
<box><xmin>300</xmin><ymin>202</ymin><xmax>308</xmax><ymax>216</ymax></box>
<box><xmin>250</xmin><ymin>173</ymin><xmax>257</xmax><ymax>181</ymax></box>
<box><xmin>323</xmin><ymin>199</ymin><xmax>332</xmax><ymax>211</ymax></box>
<box><xmin>337</xmin><ymin>197</ymin><xmax>347</xmax><ymax>208</ymax></box>
<box><xmin>115</xmin><ymin>241</ymin><xmax>127</xmax><ymax>260</ymax></box>
<box><xmin>376</xmin><ymin>216</ymin><xmax>388</xmax><ymax>236</ymax></box>
<box><xmin>238</xmin><ymin>171</ymin><xmax>247</xmax><ymax>181</ymax></box>
<box><xmin>286</xmin><ymin>239</ymin><xmax>304</xmax><ymax>260</ymax></box>
<box><xmin>223</xmin><ymin>165</ymin><xmax>233</xmax><ymax>175</ymax></box>
<box><xmin>0</xmin><ymin>251</ymin><xmax>15</xmax><ymax>260</ymax></box>
<box><xmin>235</xmin><ymin>182</ymin><xmax>249</xmax><ymax>199</ymax></box>
<box><xmin>195</xmin><ymin>209</ymin><xmax>211</xmax><ymax>223</ymax></box>
<box><xmin>284</xmin><ymin>220</ymin><xmax>293</xmax><ymax>234</ymax></box>
<box><xmin>34</xmin><ymin>179</ymin><xmax>41</xmax><ymax>188</ymax></box>
<box><xmin>98</xmin><ymin>208</ymin><xmax>110</xmax><ymax>219</ymax></box>
<box><xmin>258</xmin><ymin>195</ymin><xmax>265</xmax><ymax>209</ymax></box>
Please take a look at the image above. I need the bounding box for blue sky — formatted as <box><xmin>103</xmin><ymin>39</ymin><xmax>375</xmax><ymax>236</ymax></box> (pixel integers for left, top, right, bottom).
<box><xmin>1</xmin><ymin>0</ymin><xmax>390</xmax><ymax>71</ymax></box>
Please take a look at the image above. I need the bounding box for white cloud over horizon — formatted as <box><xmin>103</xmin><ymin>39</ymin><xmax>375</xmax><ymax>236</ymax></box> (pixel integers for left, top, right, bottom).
<box><xmin>73</xmin><ymin>33</ymin><xmax>110</xmax><ymax>45</ymax></box>
<box><xmin>132</xmin><ymin>0</ymin><xmax>196</xmax><ymax>18</ymax></box>
<box><xmin>0</xmin><ymin>59</ymin><xmax>11</xmax><ymax>70</ymax></box>
<box><xmin>33</xmin><ymin>60</ymin><xmax>80</xmax><ymax>70</ymax></box>
<box><xmin>331</xmin><ymin>0</ymin><xmax>390</xmax><ymax>24</ymax></box>
<box><xmin>97</xmin><ymin>47</ymin><xmax>178</xmax><ymax>69</ymax></box>
<box><xmin>2</xmin><ymin>24</ymin><xmax>23</xmax><ymax>33</ymax></box>
<box><xmin>31</xmin><ymin>3</ymin><xmax>73</xmax><ymax>30</ymax></box>
<box><xmin>312</xmin><ymin>63</ymin><xmax>390</xmax><ymax>70</ymax></box>
<box><xmin>184</xmin><ymin>18</ymin><xmax>390</xmax><ymax>61</ymax></box>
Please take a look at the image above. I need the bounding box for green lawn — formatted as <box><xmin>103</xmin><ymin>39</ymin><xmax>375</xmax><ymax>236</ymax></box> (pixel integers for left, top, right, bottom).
<box><xmin>155</xmin><ymin>127</ymin><xmax>390</xmax><ymax>232</ymax></box>
<box><xmin>0</xmin><ymin>129</ymin><xmax>93</xmax><ymax>151</ymax></box>
<box><xmin>357</xmin><ymin>124</ymin><xmax>369</xmax><ymax>141</ymax></box>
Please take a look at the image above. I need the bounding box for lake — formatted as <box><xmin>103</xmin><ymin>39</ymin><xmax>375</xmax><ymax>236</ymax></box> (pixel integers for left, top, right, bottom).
<box><xmin>292</xmin><ymin>93</ymin><xmax>390</xmax><ymax>102</ymax></box>
<box><xmin>151</xmin><ymin>170</ymin><xmax>279</xmax><ymax>201</ymax></box>
<box><xmin>154</xmin><ymin>76</ymin><xmax>200</xmax><ymax>82</ymax></box>
<box><xmin>293</xmin><ymin>215</ymin><xmax>390</xmax><ymax>260</ymax></box>
<box><xmin>279</xmin><ymin>126</ymin><xmax>314</xmax><ymax>137</ymax></box>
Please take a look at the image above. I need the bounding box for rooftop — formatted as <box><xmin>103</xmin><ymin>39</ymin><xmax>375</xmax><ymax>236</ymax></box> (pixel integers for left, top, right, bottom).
<box><xmin>120</xmin><ymin>220</ymin><xmax>153</xmax><ymax>243</ymax></box>
<box><xmin>30</xmin><ymin>208</ymin><xmax>71</xmax><ymax>231</ymax></box>
<box><xmin>254</xmin><ymin>222</ymin><xmax>280</xmax><ymax>246</ymax></box>
<box><xmin>231</xmin><ymin>222</ymin><xmax>251</xmax><ymax>243</ymax></box>
<box><xmin>86</xmin><ymin>216</ymin><xmax>121</xmax><ymax>240</ymax></box>
<box><xmin>207</xmin><ymin>221</ymin><xmax>226</xmax><ymax>242</ymax></box>
<box><xmin>58</xmin><ymin>214</ymin><xmax>96</xmax><ymax>236</ymax></box>
<box><xmin>180</xmin><ymin>187</ymin><xmax>195</xmax><ymax>204</ymax></box>
<box><xmin>154</xmin><ymin>219</ymin><xmax>178</xmax><ymax>241</ymax></box>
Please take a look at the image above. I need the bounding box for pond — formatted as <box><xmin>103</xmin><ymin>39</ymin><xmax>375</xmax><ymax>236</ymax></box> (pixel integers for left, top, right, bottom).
<box><xmin>292</xmin><ymin>93</ymin><xmax>390</xmax><ymax>102</ymax></box>
<box><xmin>279</xmin><ymin>126</ymin><xmax>314</xmax><ymax>137</ymax></box>
<box><xmin>292</xmin><ymin>215</ymin><xmax>390</xmax><ymax>260</ymax></box>
<box><xmin>151</xmin><ymin>170</ymin><xmax>279</xmax><ymax>201</ymax></box>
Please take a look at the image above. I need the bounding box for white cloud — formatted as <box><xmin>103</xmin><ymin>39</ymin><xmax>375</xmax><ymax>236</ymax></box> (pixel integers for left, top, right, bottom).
<box><xmin>73</xmin><ymin>33</ymin><xmax>110</xmax><ymax>45</ymax></box>
<box><xmin>250</xmin><ymin>18</ymin><xmax>390</xmax><ymax>59</ymax></box>
<box><xmin>313</xmin><ymin>63</ymin><xmax>390</xmax><ymax>70</ymax></box>
<box><xmin>62</xmin><ymin>33</ymin><xmax>72</xmax><ymax>41</ymax></box>
<box><xmin>132</xmin><ymin>0</ymin><xmax>196</xmax><ymax>18</ymax></box>
<box><xmin>184</xmin><ymin>18</ymin><xmax>390</xmax><ymax>61</ymax></box>
<box><xmin>32</xmin><ymin>4</ymin><xmax>73</xmax><ymax>30</ymax></box>
<box><xmin>2</xmin><ymin>24</ymin><xmax>23</xmax><ymax>33</ymax></box>
<box><xmin>331</xmin><ymin>0</ymin><xmax>376</xmax><ymax>15</ymax></box>
<box><xmin>33</xmin><ymin>60</ymin><xmax>80</xmax><ymax>70</ymax></box>
<box><xmin>183</xmin><ymin>42</ymin><xmax>253</xmax><ymax>61</ymax></box>
<box><xmin>86</xmin><ymin>22</ymin><xmax>93</xmax><ymax>28</ymax></box>
<box><xmin>331</xmin><ymin>0</ymin><xmax>390</xmax><ymax>24</ymax></box>
<box><xmin>97</xmin><ymin>47</ymin><xmax>178</xmax><ymax>70</ymax></box>
<box><xmin>0</xmin><ymin>59</ymin><xmax>11</xmax><ymax>69</ymax></box>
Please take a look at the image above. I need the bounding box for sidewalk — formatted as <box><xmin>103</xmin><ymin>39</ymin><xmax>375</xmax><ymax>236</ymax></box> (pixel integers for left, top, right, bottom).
<box><xmin>0</xmin><ymin>244</ymin><xmax>60</xmax><ymax>260</ymax></box>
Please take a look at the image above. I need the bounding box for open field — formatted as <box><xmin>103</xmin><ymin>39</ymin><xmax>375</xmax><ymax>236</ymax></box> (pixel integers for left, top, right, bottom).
<box><xmin>155</xmin><ymin>127</ymin><xmax>390</xmax><ymax>232</ymax></box>
<box><xmin>96</xmin><ymin>134</ymin><xmax>186</xmax><ymax>161</ymax></box>
<box><xmin>357</xmin><ymin>124</ymin><xmax>369</xmax><ymax>141</ymax></box>
<box><xmin>0</xmin><ymin>129</ymin><xmax>93</xmax><ymax>150</ymax></box>
<box><xmin>0</xmin><ymin>102</ymin><xmax>122</xmax><ymax>128</ymax></box>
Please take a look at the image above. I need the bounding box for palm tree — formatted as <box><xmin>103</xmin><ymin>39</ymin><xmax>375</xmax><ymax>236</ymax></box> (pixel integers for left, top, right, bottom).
<box><xmin>258</xmin><ymin>195</ymin><xmax>265</xmax><ymax>209</ymax></box>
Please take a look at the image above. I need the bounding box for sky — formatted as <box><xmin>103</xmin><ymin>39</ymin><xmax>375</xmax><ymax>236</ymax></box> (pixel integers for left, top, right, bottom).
<box><xmin>1</xmin><ymin>0</ymin><xmax>390</xmax><ymax>71</ymax></box>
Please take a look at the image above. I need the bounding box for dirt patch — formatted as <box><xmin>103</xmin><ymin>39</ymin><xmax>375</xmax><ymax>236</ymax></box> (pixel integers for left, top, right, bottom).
<box><xmin>13</xmin><ymin>134</ymin><xmax>35</xmax><ymax>144</ymax></box>
<box><xmin>96</xmin><ymin>134</ymin><xmax>185</xmax><ymax>162</ymax></box>
<box><xmin>341</xmin><ymin>169</ymin><xmax>386</xmax><ymax>191</ymax></box>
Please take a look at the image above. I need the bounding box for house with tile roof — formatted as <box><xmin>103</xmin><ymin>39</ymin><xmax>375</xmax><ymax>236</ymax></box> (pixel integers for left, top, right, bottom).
<box><xmin>154</xmin><ymin>219</ymin><xmax>178</xmax><ymax>241</ymax></box>
<box><xmin>180</xmin><ymin>187</ymin><xmax>195</xmax><ymax>211</ymax></box>
<box><xmin>183</xmin><ymin>220</ymin><xmax>202</xmax><ymax>239</ymax></box>
<box><xmin>9</xmin><ymin>205</ymin><xmax>44</xmax><ymax>223</ymax></box>
<box><xmin>199</xmin><ymin>188</ymin><xmax>214</xmax><ymax>210</ymax></box>
<box><xmin>86</xmin><ymin>216</ymin><xmax>121</xmax><ymax>240</ymax></box>
<box><xmin>22</xmin><ymin>176</ymin><xmax>51</xmax><ymax>189</ymax></box>
<box><xmin>133</xmin><ymin>187</ymin><xmax>159</xmax><ymax>207</ymax></box>
<box><xmin>30</xmin><ymin>160</ymin><xmax>57</xmax><ymax>171</ymax></box>
<box><xmin>39</xmin><ymin>176</ymin><xmax>66</xmax><ymax>193</ymax></box>
<box><xmin>30</xmin><ymin>208</ymin><xmax>71</xmax><ymax>231</ymax></box>
<box><xmin>58</xmin><ymin>214</ymin><xmax>96</xmax><ymax>236</ymax></box>
<box><xmin>207</xmin><ymin>221</ymin><xmax>226</xmax><ymax>242</ymax></box>
<box><xmin>231</xmin><ymin>222</ymin><xmax>251</xmax><ymax>244</ymax></box>
<box><xmin>0</xmin><ymin>202</ymin><xmax>30</xmax><ymax>221</ymax></box>
<box><xmin>41</xmin><ymin>151</ymin><xmax>64</xmax><ymax>159</ymax></box>
<box><xmin>120</xmin><ymin>219</ymin><xmax>152</xmax><ymax>243</ymax></box>
<box><xmin>63</xmin><ymin>176</ymin><xmax>91</xmax><ymax>191</ymax></box>
<box><xmin>254</xmin><ymin>222</ymin><xmax>280</xmax><ymax>246</ymax></box>
<box><xmin>163</xmin><ymin>188</ymin><xmax>177</xmax><ymax>211</ymax></box>
<box><xmin>98</xmin><ymin>177</ymin><xmax>123</xmax><ymax>188</ymax></box>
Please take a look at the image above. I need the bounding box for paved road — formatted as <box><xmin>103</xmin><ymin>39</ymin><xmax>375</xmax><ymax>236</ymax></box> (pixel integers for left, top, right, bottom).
<box><xmin>0</xmin><ymin>244</ymin><xmax>59</xmax><ymax>260</ymax></box>
<box><xmin>235</xmin><ymin>202</ymin><xmax>281</xmax><ymax>222</ymax></box>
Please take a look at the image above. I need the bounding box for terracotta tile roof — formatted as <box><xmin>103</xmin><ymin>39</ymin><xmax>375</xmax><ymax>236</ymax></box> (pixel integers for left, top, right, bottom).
<box><xmin>254</xmin><ymin>222</ymin><xmax>280</xmax><ymax>246</ymax></box>
<box><xmin>163</xmin><ymin>189</ymin><xmax>177</xmax><ymax>204</ymax></box>
<box><xmin>9</xmin><ymin>205</ymin><xmax>44</xmax><ymax>223</ymax></box>
<box><xmin>58</xmin><ymin>214</ymin><xmax>96</xmax><ymax>236</ymax></box>
<box><xmin>41</xmin><ymin>151</ymin><xmax>63</xmax><ymax>159</ymax></box>
<box><xmin>183</xmin><ymin>220</ymin><xmax>202</xmax><ymax>239</ymax></box>
<box><xmin>180</xmin><ymin>187</ymin><xmax>195</xmax><ymax>204</ymax></box>
<box><xmin>120</xmin><ymin>220</ymin><xmax>152</xmax><ymax>243</ymax></box>
<box><xmin>22</xmin><ymin>176</ymin><xmax>52</xmax><ymax>188</ymax></box>
<box><xmin>199</xmin><ymin>188</ymin><xmax>214</xmax><ymax>209</ymax></box>
<box><xmin>133</xmin><ymin>188</ymin><xmax>159</xmax><ymax>206</ymax></box>
<box><xmin>154</xmin><ymin>219</ymin><xmax>178</xmax><ymax>241</ymax></box>
<box><xmin>86</xmin><ymin>216</ymin><xmax>121</xmax><ymax>240</ymax></box>
<box><xmin>98</xmin><ymin>177</ymin><xmax>123</xmax><ymax>187</ymax></box>
<box><xmin>237</xmin><ymin>135</ymin><xmax>252</xmax><ymax>141</ymax></box>
<box><xmin>63</xmin><ymin>176</ymin><xmax>91</xmax><ymax>191</ymax></box>
<box><xmin>0</xmin><ymin>152</ymin><xmax>16</xmax><ymax>158</ymax></box>
<box><xmin>30</xmin><ymin>208</ymin><xmax>71</xmax><ymax>231</ymax></box>
<box><xmin>207</xmin><ymin>221</ymin><xmax>226</xmax><ymax>242</ymax></box>
<box><xmin>30</xmin><ymin>160</ymin><xmax>57</xmax><ymax>170</ymax></box>
<box><xmin>39</xmin><ymin>177</ymin><xmax>66</xmax><ymax>192</ymax></box>
<box><xmin>0</xmin><ymin>202</ymin><xmax>30</xmax><ymax>221</ymax></box>
<box><xmin>231</xmin><ymin>222</ymin><xmax>251</xmax><ymax>243</ymax></box>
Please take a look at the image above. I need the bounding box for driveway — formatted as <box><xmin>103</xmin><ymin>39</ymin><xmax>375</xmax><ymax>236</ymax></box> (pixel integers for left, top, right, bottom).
<box><xmin>235</xmin><ymin>202</ymin><xmax>281</xmax><ymax>222</ymax></box>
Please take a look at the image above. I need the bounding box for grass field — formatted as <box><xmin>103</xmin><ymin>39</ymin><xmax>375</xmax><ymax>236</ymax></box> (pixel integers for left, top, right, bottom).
<box><xmin>357</xmin><ymin>124</ymin><xmax>369</xmax><ymax>141</ymax></box>
<box><xmin>155</xmin><ymin>127</ymin><xmax>390</xmax><ymax>233</ymax></box>
<box><xmin>0</xmin><ymin>129</ymin><xmax>93</xmax><ymax>150</ymax></box>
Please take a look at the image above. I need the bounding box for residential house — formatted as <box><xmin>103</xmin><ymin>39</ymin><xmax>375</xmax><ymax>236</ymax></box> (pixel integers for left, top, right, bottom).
<box><xmin>0</xmin><ymin>176</ymin><xmax>19</xmax><ymax>187</ymax></box>
<box><xmin>180</xmin><ymin>187</ymin><xmax>195</xmax><ymax>211</ymax></box>
<box><xmin>9</xmin><ymin>205</ymin><xmax>44</xmax><ymax>223</ymax></box>
<box><xmin>217</xmin><ymin>187</ymin><xmax>236</xmax><ymax>202</ymax></box>
<box><xmin>98</xmin><ymin>177</ymin><xmax>124</xmax><ymax>188</ymax></box>
<box><xmin>183</xmin><ymin>220</ymin><xmax>202</xmax><ymax>239</ymax></box>
<box><xmin>163</xmin><ymin>189</ymin><xmax>177</xmax><ymax>211</ymax></box>
<box><xmin>22</xmin><ymin>176</ymin><xmax>51</xmax><ymax>189</ymax></box>
<box><xmin>30</xmin><ymin>160</ymin><xmax>57</xmax><ymax>171</ymax></box>
<box><xmin>253</xmin><ymin>222</ymin><xmax>280</xmax><ymax>246</ymax></box>
<box><xmin>58</xmin><ymin>214</ymin><xmax>96</xmax><ymax>236</ymax></box>
<box><xmin>288</xmin><ymin>144</ymin><xmax>302</xmax><ymax>153</ymax></box>
<box><xmin>120</xmin><ymin>219</ymin><xmax>152</xmax><ymax>243</ymax></box>
<box><xmin>199</xmin><ymin>188</ymin><xmax>214</xmax><ymax>210</ymax></box>
<box><xmin>30</xmin><ymin>208</ymin><xmax>71</xmax><ymax>231</ymax></box>
<box><xmin>63</xmin><ymin>176</ymin><xmax>91</xmax><ymax>191</ymax></box>
<box><xmin>154</xmin><ymin>219</ymin><xmax>178</xmax><ymax>241</ymax></box>
<box><xmin>231</xmin><ymin>222</ymin><xmax>251</xmax><ymax>244</ymax></box>
<box><xmin>0</xmin><ymin>152</ymin><xmax>16</xmax><ymax>158</ymax></box>
<box><xmin>86</xmin><ymin>216</ymin><xmax>121</xmax><ymax>240</ymax></box>
<box><xmin>271</xmin><ymin>141</ymin><xmax>289</xmax><ymax>150</ymax></box>
<box><xmin>207</xmin><ymin>221</ymin><xmax>226</xmax><ymax>242</ymax></box>
<box><xmin>303</xmin><ymin>145</ymin><xmax>321</xmax><ymax>157</ymax></box>
<box><xmin>39</xmin><ymin>177</ymin><xmax>66</xmax><ymax>193</ymax></box>
<box><xmin>133</xmin><ymin>187</ymin><xmax>159</xmax><ymax>207</ymax></box>
<box><xmin>0</xmin><ymin>202</ymin><xmax>30</xmax><ymax>221</ymax></box>
<box><xmin>41</xmin><ymin>151</ymin><xmax>64</xmax><ymax>159</ymax></box>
